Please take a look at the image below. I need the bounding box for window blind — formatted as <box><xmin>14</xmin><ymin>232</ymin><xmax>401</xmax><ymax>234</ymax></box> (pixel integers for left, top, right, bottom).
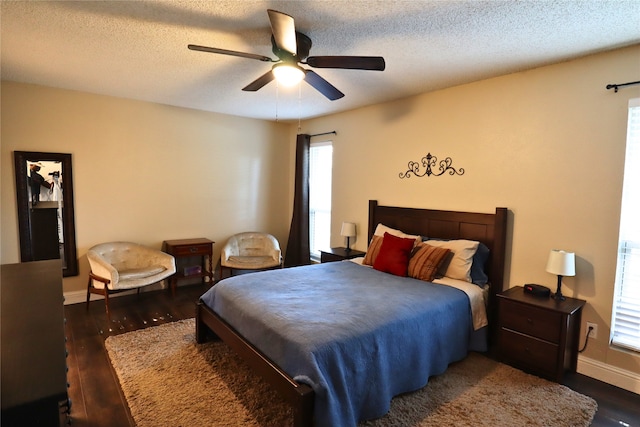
<box><xmin>611</xmin><ymin>98</ymin><xmax>640</xmax><ymax>352</ymax></box>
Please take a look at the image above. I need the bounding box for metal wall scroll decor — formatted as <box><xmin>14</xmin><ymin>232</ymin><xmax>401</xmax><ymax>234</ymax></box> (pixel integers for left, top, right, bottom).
<box><xmin>399</xmin><ymin>152</ymin><xmax>465</xmax><ymax>179</ymax></box>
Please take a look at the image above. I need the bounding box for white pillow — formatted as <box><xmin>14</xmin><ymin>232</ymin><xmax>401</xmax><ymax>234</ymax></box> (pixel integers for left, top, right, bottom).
<box><xmin>374</xmin><ymin>223</ymin><xmax>421</xmax><ymax>246</ymax></box>
<box><xmin>424</xmin><ymin>239</ymin><xmax>479</xmax><ymax>282</ymax></box>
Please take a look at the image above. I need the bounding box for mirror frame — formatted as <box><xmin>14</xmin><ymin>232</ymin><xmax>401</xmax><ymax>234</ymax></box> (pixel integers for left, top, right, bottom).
<box><xmin>14</xmin><ymin>151</ymin><xmax>78</xmax><ymax>277</ymax></box>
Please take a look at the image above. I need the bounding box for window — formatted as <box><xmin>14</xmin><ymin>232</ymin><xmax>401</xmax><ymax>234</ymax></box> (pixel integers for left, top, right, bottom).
<box><xmin>309</xmin><ymin>141</ymin><xmax>333</xmax><ymax>261</ymax></box>
<box><xmin>611</xmin><ymin>98</ymin><xmax>640</xmax><ymax>352</ymax></box>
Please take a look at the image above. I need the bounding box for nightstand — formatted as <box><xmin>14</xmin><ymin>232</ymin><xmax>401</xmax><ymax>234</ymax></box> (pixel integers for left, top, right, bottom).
<box><xmin>162</xmin><ymin>238</ymin><xmax>215</xmax><ymax>295</ymax></box>
<box><xmin>320</xmin><ymin>247</ymin><xmax>366</xmax><ymax>263</ymax></box>
<box><xmin>497</xmin><ymin>286</ymin><xmax>586</xmax><ymax>382</ymax></box>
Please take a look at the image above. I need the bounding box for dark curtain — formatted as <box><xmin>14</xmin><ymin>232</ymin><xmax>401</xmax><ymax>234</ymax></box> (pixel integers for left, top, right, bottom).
<box><xmin>284</xmin><ymin>134</ymin><xmax>311</xmax><ymax>267</ymax></box>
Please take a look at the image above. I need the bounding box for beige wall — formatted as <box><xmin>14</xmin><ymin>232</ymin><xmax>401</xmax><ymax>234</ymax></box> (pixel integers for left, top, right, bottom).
<box><xmin>302</xmin><ymin>45</ymin><xmax>640</xmax><ymax>376</ymax></box>
<box><xmin>2</xmin><ymin>44</ymin><xmax>639</xmax><ymax>384</ymax></box>
<box><xmin>1</xmin><ymin>82</ymin><xmax>292</xmax><ymax>295</ymax></box>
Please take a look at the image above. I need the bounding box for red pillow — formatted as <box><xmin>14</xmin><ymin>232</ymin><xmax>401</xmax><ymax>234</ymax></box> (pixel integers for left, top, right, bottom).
<box><xmin>373</xmin><ymin>232</ymin><xmax>415</xmax><ymax>277</ymax></box>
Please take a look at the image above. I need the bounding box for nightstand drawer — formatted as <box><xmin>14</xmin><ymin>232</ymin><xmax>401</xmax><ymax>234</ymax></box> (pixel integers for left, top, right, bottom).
<box><xmin>500</xmin><ymin>329</ymin><xmax>559</xmax><ymax>376</ymax></box>
<box><xmin>500</xmin><ymin>300</ymin><xmax>562</xmax><ymax>343</ymax></box>
<box><xmin>171</xmin><ymin>244</ymin><xmax>211</xmax><ymax>256</ymax></box>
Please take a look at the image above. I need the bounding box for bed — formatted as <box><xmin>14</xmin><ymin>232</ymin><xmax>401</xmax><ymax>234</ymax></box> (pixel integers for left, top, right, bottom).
<box><xmin>196</xmin><ymin>200</ymin><xmax>508</xmax><ymax>426</ymax></box>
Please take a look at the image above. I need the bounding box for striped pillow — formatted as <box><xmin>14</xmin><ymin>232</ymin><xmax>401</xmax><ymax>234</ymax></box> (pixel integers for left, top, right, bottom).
<box><xmin>362</xmin><ymin>235</ymin><xmax>383</xmax><ymax>266</ymax></box>
<box><xmin>408</xmin><ymin>243</ymin><xmax>452</xmax><ymax>282</ymax></box>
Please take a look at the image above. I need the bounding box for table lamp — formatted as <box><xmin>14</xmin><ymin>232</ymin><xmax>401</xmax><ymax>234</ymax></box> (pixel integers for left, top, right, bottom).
<box><xmin>546</xmin><ymin>249</ymin><xmax>575</xmax><ymax>301</ymax></box>
<box><xmin>341</xmin><ymin>222</ymin><xmax>356</xmax><ymax>251</ymax></box>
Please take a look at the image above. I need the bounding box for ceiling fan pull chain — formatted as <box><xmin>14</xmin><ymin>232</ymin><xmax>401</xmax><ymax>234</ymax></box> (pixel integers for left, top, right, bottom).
<box><xmin>275</xmin><ymin>81</ymin><xmax>279</xmax><ymax>122</ymax></box>
<box><xmin>298</xmin><ymin>84</ymin><xmax>302</xmax><ymax>133</ymax></box>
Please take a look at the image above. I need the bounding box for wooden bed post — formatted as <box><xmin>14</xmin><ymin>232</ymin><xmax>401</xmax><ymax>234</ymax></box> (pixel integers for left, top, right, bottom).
<box><xmin>368</xmin><ymin>200</ymin><xmax>378</xmax><ymax>242</ymax></box>
<box><xmin>491</xmin><ymin>207</ymin><xmax>508</xmax><ymax>294</ymax></box>
<box><xmin>488</xmin><ymin>207</ymin><xmax>508</xmax><ymax>346</ymax></box>
<box><xmin>196</xmin><ymin>302</ymin><xmax>215</xmax><ymax>344</ymax></box>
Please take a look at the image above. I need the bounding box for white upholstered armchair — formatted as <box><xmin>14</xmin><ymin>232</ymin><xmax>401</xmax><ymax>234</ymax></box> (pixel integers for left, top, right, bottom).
<box><xmin>220</xmin><ymin>232</ymin><xmax>283</xmax><ymax>278</ymax></box>
<box><xmin>86</xmin><ymin>242</ymin><xmax>176</xmax><ymax>318</ymax></box>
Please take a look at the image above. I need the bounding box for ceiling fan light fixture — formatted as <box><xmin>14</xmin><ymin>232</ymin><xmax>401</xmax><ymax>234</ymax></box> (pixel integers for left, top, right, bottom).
<box><xmin>272</xmin><ymin>63</ymin><xmax>305</xmax><ymax>86</ymax></box>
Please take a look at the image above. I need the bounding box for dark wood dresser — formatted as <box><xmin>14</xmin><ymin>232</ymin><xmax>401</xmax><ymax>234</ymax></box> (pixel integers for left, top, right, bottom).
<box><xmin>497</xmin><ymin>286</ymin><xmax>586</xmax><ymax>382</ymax></box>
<box><xmin>1</xmin><ymin>259</ymin><xmax>69</xmax><ymax>426</ymax></box>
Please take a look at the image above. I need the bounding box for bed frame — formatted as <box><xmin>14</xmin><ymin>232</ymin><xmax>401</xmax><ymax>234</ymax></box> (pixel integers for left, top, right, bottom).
<box><xmin>195</xmin><ymin>200</ymin><xmax>508</xmax><ymax>427</ymax></box>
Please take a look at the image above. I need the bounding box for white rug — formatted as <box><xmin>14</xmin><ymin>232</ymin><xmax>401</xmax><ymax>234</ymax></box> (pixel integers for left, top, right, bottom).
<box><xmin>105</xmin><ymin>319</ymin><xmax>597</xmax><ymax>427</ymax></box>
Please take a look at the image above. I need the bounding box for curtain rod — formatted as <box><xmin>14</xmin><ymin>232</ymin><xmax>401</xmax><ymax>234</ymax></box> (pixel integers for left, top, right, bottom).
<box><xmin>606</xmin><ymin>80</ymin><xmax>640</xmax><ymax>93</ymax></box>
<box><xmin>310</xmin><ymin>131</ymin><xmax>337</xmax><ymax>138</ymax></box>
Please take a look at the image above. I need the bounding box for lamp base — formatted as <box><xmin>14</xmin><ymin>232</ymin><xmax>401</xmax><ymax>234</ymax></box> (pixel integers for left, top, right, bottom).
<box><xmin>553</xmin><ymin>275</ymin><xmax>566</xmax><ymax>301</ymax></box>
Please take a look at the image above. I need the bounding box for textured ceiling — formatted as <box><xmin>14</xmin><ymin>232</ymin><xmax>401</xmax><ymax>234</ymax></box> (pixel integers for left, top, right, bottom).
<box><xmin>2</xmin><ymin>1</ymin><xmax>639</xmax><ymax>121</ymax></box>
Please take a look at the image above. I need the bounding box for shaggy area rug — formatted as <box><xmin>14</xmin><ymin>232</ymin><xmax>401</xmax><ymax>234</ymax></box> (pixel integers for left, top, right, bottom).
<box><xmin>105</xmin><ymin>319</ymin><xmax>597</xmax><ymax>427</ymax></box>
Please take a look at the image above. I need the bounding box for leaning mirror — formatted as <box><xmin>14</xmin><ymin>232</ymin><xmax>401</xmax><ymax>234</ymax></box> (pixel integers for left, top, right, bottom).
<box><xmin>14</xmin><ymin>151</ymin><xmax>78</xmax><ymax>277</ymax></box>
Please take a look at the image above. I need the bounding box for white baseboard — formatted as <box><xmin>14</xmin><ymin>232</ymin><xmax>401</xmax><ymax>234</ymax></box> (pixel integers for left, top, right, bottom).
<box><xmin>578</xmin><ymin>354</ymin><xmax>640</xmax><ymax>394</ymax></box>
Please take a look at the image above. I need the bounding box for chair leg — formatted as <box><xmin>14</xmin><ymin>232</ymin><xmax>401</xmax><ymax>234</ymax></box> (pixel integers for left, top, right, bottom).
<box><xmin>86</xmin><ymin>276</ymin><xmax>92</xmax><ymax>311</ymax></box>
<box><xmin>103</xmin><ymin>289</ymin><xmax>111</xmax><ymax>321</ymax></box>
<box><xmin>87</xmin><ymin>272</ymin><xmax>113</xmax><ymax>321</ymax></box>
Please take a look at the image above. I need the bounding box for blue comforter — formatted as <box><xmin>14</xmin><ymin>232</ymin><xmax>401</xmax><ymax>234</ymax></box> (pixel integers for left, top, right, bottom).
<box><xmin>199</xmin><ymin>261</ymin><xmax>473</xmax><ymax>426</ymax></box>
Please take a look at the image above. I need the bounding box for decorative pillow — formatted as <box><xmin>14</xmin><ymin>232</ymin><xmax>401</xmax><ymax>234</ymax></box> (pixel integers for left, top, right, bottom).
<box><xmin>374</xmin><ymin>223</ymin><xmax>421</xmax><ymax>246</ymax></box>
<box><xmin>470</xmin><ymin>242</ymin><xmax>490</xmax><ymax>285</ymax></box>
<box><xmin>435</xmin><ymin>251</ymin><xmax>454</xmax><ymax>279</ymax></box>
<box><xmin>362</xmin><ymin>235</ymin><xmax>383</xmax><ymax>266</ymax></box>
<box><xmin>408</xmin><ymin>243</ymin><xmax>452</xmax><ymax>282</ymax></box>
<box><xmin>424</xmin><ymin>239</ymin><xmax>479</xmax><ymax>282</ymax></box>
<box><xmin>373</xmin><ymin>232</ymin><xmax>415</xmax><ymax>277</ymax></box>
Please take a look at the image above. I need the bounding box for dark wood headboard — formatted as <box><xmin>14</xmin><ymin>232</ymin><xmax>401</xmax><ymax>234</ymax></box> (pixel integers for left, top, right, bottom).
<box><xmin>368</xmin><ymin>200</ymin><xmax>508</xmax><ymax>328</ymax></box>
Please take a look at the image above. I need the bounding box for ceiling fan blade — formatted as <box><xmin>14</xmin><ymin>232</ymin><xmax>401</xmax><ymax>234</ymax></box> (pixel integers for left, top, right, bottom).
<box><xmin>242</xmin><ymin>70</ymin><xmax>275</xmax><ymax>92</ymax></box>
<box><xmin>188</xmin><ymin>44</ymin><xmax>273</xmax><ymax>62</ymax></box>
<box><xmin>267</xmin><ymin>9</ymin><xmax>297</xmax><ymax>56</ymax></box>
<box><xmin>304</xmin><ymin>70</ymin><xmax>344</xmax><ymax>101</ymax></box>
<box><xmin>306</xmin><ymin>56</ymin><xmax>386</xmax><ymax>71</ymax></box>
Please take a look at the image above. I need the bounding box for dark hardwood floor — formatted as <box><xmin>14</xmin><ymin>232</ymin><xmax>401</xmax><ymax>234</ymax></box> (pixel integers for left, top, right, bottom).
<box><xmin>64</xmin><ymin>283</ymin><xmax>210</xmax><ymax>427</ymax></box>
<box><xmin>64</xmin><ymin>283</ymin><xmax>640</xmax><ymax>427</ymax></box>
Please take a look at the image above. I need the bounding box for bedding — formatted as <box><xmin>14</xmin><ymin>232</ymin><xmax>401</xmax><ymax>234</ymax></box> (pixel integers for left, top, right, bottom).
<box><xmin>373</xmin><ymin>223</ymin><xmax>421</xmax><ymax>245</ymax></box>
<box><xmin>200</xmin><ymin>261</ymin><xmax>483</xmax><ymax>427</ymax></box>
<box><xmin>423</xmin><ymin>239</ymin><xmax>479</xmax><ymax>282</ymax></box>
<box><xmin>371</xmin><ymin>232</ymin><xmax>415</xmax><ymax>276</ymax></box>
<box><xmin>407</xmin><ymin>243</ymin><xmax>452</xmax><ymax>282</ymax></box>
<box><xmin>421</xmin><ymin>237</ymin><xmax>490</xmax><ymax>286</ymax></box>
<box><xmin>363</xmin><ymin>224</ymin><xmax>421</xmax><ymax>266</ymax></box>
<box><xmin>196</xmin><ymin>200</ymin><xmax>509</xmax><ymax>427</ymax></box>
<box><xmin>351</xmin><ymin>257</ymin><xmax>488</xmax><ymax>330</ymax></box>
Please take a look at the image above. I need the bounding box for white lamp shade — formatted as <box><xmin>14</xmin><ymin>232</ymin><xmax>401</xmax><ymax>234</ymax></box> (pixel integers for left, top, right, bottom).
<box><xmin>340</xmin><ymin>222</ymin><xmax>356</xmax><ymax>238</ymax></box>
<box><xmin>546</xmin><ymin>250</ymin><xmax>576</xmax><ymax>276</ymax></box>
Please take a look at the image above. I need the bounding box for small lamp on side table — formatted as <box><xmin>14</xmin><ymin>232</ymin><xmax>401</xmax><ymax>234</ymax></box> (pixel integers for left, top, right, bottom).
<box><xmin>546</xmin><ymin>249</ymin><xmax>575</xmax><ymax>301</ymax></box>
<box><xmin>341</xmin><ymin>222</ymin><xmax>356</xmax><ymax>252</ymax></box>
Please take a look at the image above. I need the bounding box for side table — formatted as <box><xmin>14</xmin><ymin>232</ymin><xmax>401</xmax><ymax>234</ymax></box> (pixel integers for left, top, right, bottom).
<box><xmin>497</xmin><ymin>286</ymin><xmax>586</xmax><ymax>382</ymax></box>
<box><xmin>320</xmin><ymin>247</ymin><xmax>366</xmax><ymax>263</ymax></box>
<box><xmin>162</xmin><ymin>238</ymin><xmax>215</xmax><ymax>296</ymax></box>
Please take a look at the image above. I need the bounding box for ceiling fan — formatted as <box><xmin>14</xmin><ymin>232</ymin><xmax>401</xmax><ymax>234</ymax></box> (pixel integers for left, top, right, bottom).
<box><xmin>188</xmin><ymin>9</ymin><xmax>385</xmax><ymax>101</ymax></box>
